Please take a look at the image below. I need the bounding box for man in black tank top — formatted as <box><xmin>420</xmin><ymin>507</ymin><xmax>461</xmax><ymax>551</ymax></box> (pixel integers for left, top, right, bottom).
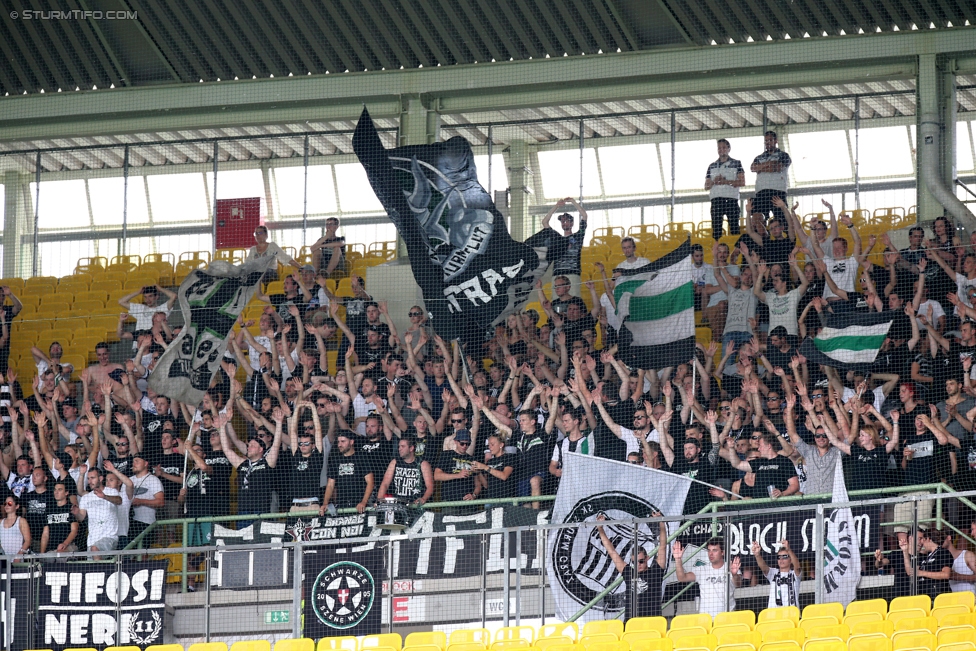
<box><xmin>377</xmin><ymin>435</ymin><xmax>433</xmax><ymax>506</ymax></box>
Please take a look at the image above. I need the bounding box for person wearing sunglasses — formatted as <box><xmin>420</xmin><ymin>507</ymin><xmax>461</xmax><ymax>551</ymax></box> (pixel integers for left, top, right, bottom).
<box><xmin>751</xmin><ymin>539</ymin><xmax>801</xmax><ymax>609</ymax></box>
<box><xmin>594</xmin><ymin>511</ymin><xmax>669</xmax><ymax>620</ymax></box>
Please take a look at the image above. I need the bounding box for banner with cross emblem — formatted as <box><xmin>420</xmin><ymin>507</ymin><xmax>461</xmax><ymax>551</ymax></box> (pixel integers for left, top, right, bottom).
<box><xmin>303</xmin><ymin>545</ymin><xmax>384</xmax><ymax>637</ymax></box>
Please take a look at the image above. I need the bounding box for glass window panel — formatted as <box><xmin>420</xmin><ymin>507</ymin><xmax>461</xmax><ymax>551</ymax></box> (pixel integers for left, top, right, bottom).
<box><xmin>334</xmin><ymin>164</ymin><xmax>384</xmax><ymax>212</ymax></box>
<box><xmin>537</xmin><ymin>148</ymin><xmax>600</xmax><ymax>199</ymax></box>
<box><xmin>855</xmin><ymin>189</ymin><xmax>917</xmax><ymax>215</ymax></box>
<box><xmin>473</xmin><ymin>154</ymin><xmax>508</xmax><ymax>195</ymax></box>
<box><xmin>855</xmin><ymin>126</ymin><xmax>914</xmax><ymax>178</ymax></box>
<box><xmin>674</xmin><ymin>140</ymin><xmax>726</xmax><ymax>191</ymax></box>
<box><xmin>123</xmin><ymin>236</ymin><xmax>157</xmax><ymax>259</ymax></box>
<box><xmin>343</xmin><ymin>223</ymin><xmax>398</xmax><ymax>249</ymax></box>
<box><xmin>39</xmin><ymin>240</ymin><xmax>95</xmax><ymax>278</ymax></box>
<box><xmin>788</xmin><ymin>130</ymin><xmax>852</xmax><ymax>182</ymax></box>
<box><xmin>89</xmin><ymin>176</ymin><xmax>150</xmax><ymax>226</ymax></box>
<box><xmin>147</xmin><ymin>173</ymin><xmax>209</xmax><ymax>223</ymax></box>
<box><xmin>157</xmin><ymin>233</ymin><xmax>213</xmax><ymax>260</ymax></box>
<box><xmin>31</xmin><ymin>179</ymin><xmax>88</xmax><ymax>230</ymax></box>
<box><xmin>957</xmin><ymin>122</ymin><xmax>974</xmax><ymax>173</ymax></box>
<box><xmin>598</xmin><ymin>144</ymin><xmax>662</xmax><ymax>195</ymax></box>
<box><xmin>273</xmin><ymin>164</ymin><xmax>338</xmax><ymax>218</ymax></box>
<box><xmin>206</xmin><ymin>169</ymin><xmax>266</xmax><ymax>201</ymax></box>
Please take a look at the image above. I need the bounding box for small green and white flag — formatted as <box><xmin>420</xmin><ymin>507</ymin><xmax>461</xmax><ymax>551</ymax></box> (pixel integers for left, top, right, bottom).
<box><xmin>614</xmin><ymin>240</ymin><xmax>695</xmax><ymax>369</ymax></box>
<box><xmin>799</xmin><ymin>310</ymin><xmax>895</xmax><ymax>371</ymax></box>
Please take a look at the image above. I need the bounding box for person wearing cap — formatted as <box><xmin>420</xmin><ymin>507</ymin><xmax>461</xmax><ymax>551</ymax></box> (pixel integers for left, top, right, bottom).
<box><xmin>220</xmin><ymin>407</ymin><xmax>283</xmax><ymax>520</ymax></box>
<box><xmin>435</xmin><ymin>428</ymin><xmax>480</xmax><ymax>505</ymax></box>
<box><xmin>321</xmin><ymin>430</ymin><xmax>374</xmax><ymax>514</ymax></box>
<box><xmin>310</xmin><ymin>217</ymin><xmax>347</xmax><ymax>279</ymax></box>
<box><xmin>543</xmin><ymin>197</ymin><xmax>588</xmax><ymax>298</ymax></box>
<box><xmin>117</xmin><ymin>284</ymin><xmax>177</xmax><ymax>331</ymax></box>
<box><xmin>128</xmin><ymin>451</ymin><xmax>164</xmax><ymax>546</ymax></box>
<box><xmin>377</xmin><ymin>434</ymin><xmax>433</xmax><ymax>507</ymax></box>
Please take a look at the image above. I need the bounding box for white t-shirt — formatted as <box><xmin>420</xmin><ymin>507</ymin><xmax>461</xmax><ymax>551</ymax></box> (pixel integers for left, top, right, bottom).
<box><xmin>127</xmin><ymin>302</ymin><xmax>171</xmax><ymax>331</ymax></box>
<box><xmin>130</xmin><ymin>473</ymin><xmax>164</xmax><ymax>525</ymax></box>
<box><xmin>766</xmin><ymin>568</ymin><xmax>801</xmax><ymax>609</ymax></box>
<box><xmin>706</xmin><ymin>157</ymin><xmax>744</xmax><ymax>200</ymax></box>
<box><xmin>842</xmin><ymin>385</ymin><xmax>887</xmax><ymax>411</ymax></box>
<box><xmin>693</xmin><ymin>263</ymin><xmax>712</xmax><ymax>290</ymax></box>
<box><xmin>955</xmin><ymin>273</ymin><xmax>976</xmax><ymax>316</ymax></box>
<box><xmin>117</xmin><ymin>487</ymin><xmax>133</xmax><ymax>537</ymax></box>
<box><xmin>823</xmin><ymin>256</ymin><xmax>858</xmax><ymax>300</ymax></box>
<box><xmin>765</xmin><ymin>288</ymin><xmax>802</xmax><ymax>336</ymax></box>
<box><xmin>80</xmin><ymin>488</ymin><xmax>120</xmax><ymax>546</ymax></box>
<box><xmin>352</xmin><ymin>393</ymin><xmax>380</xmax><ymax>436</ymax></box>
<box><xmin>616</xmin><ymin>257</ymin><xmax>650</xmax><ymax>270</ymax></box>
<box><xmin>695</xmin><ymin>562</ymin><xmax>735</xmax><ymax>617</ymax></box>
<box><xmin>705</xmin><ymin>265</ymin><xmax>739</xmax><ymax>308</ymax></box>
<box><xmin>617</xmin><ymin>427</ymin><xmax>647</xmax><ymax>456</ymax></box>
<box><xmin>248</xmin><ymin>242</ymin><xmax>292</xmax><ymax>266</ymax></box>
<box><xmin>724</xmin><ymin>287</ymin><xmax>757</xmax><ymax>334</ymax></box>
<box><xmin>917</xmin><ymin>299</ymin><xmax>945</xmax><ymax>330</ymax></box>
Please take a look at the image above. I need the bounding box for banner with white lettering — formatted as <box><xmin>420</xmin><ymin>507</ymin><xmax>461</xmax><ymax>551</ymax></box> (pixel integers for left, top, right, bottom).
<box><xmin>37</xmin><ymin>561</ymin><xmax>167</xmax><ymax>651</ymax></box>
<box><xmin>303</xmin><ymin>546</ymin><xmax>384</xmax><ymax>637</ymax></box>
<box><xmin>0</xmin><ymin>567</ymin><xmax>33</xmax><ymax>651</ymax></box>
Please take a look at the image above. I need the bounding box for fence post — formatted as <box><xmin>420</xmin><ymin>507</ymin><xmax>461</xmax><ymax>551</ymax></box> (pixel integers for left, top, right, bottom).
<box><xmin>5</xmin><ymin>555</ymin><xmax>12</xmax><ymax>651</ymax></box>
<box><xmin>206</xmin><ymin>548</ymin><xmax>214</xmax><ymax>642</ymax></box>
<box><xmin>481</xmin><ymin>533</ymin><xmax>487</xmax><ymax>628</ymax></box>
<box><xmin>539</xmin><ymin>527</ymin><xmax>546</xmax><ymax>625</ymax></box>
<box><xmin>292</xmin><ymin>542</ymin><xmax>302</xmax><ymax>640</ymax></box>
<box><xmin>815</xmin><ymin>504</ymin><xmax>825</xmax><ymax>604</ymax></box>
<box><xmin>912</xmin><ymin>498</ymin><xmax>919</xmax><ymax>596</ymax></box>
<box><xmin>115</xmin><ymin>551</ymin><xmax>123</xmax><ymax>643</ymax></box>
<box><xmin>387</xmin><ymin>537</ymin><xmax>395</xmax><ymax>634</ymax></box>
<box><xmin>515</xmin><ymin>528</ymin><xmax>522</xmax><ymax>626</ymax></box>
<box><xmin>503</xmin><ymin>528</ymin><xmax>511</xmax><ymax>627</ymax></box>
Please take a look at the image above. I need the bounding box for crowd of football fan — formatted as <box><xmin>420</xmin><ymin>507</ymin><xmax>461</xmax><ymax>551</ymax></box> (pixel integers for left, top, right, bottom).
<box><xmin>0</xmin><ymin>136</ymin><xmax>974</xmax><ymax>606</ymax></box>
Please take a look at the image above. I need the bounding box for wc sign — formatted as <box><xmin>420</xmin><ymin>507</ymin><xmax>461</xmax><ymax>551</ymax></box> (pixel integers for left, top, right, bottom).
<box><xmin>37</xmin><ymin>561</ymin><xmax>168</xmax><ymax>650</ymax></box>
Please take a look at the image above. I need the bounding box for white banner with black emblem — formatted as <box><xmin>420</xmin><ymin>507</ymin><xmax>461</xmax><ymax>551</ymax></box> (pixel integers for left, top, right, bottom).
<box><xmin>546</xmin><ymin>453</ymin><xmax>692</xmax><ymax>623</ymax></box>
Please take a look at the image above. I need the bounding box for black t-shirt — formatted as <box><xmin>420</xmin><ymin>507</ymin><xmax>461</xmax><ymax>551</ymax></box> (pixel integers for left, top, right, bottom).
<box><xmin>516</xmin><ymin>431</ymin><xmax>552</xmax><ymax>480</ymax></box>
<box><xmin>360</xmin><ymin>438</ymin><xmax>397</xmax><ymax>485</ymax></box>
<box><xmin>765</xmin><ymin>344</ymin><xmax>796</xmax><ymax>374</ymax></box>
<box><xmin>761</xmin><ymin>234</ymin><xmax>795</xmax><ymax>266</ymax></box>
<box><xmin>24</xmin><ymin>488</ymin><xmax>52</xmax><ymax>542</ymax></box>
<box><xmin>326</xmin><ymin>452</ymin><xmax>372</xmax><ymax>508</ymax></box>
<box><xmin>623</xmin><ymin>562</ymin><xmax>665</xmax><ymax>620</ymax></box>
<box><xmin>847</xmin><ymin>444</ymin><xmax>888</xmax><ymax>493</ymax></box>
<box><xmin>44</xmin><ymin>500</ymin><xmax>75</xmax><ymax>548</ymax></box>
<box><xmin>902</xmin><ymin>426</ymin><xmax>937</xmax><ymax>486</ymax></box>
<box><xmin>154</xmin><ymin>451</ymin><xmax>184</xmax><ymax>501</ymax></box>
<box><xmin>142</xmin><ymin>414</ymin><xmax>168</xmax><ymax>460</ymax></box>
<box><xmin>749</xmin><ymin>456</ymin><xmax>798</xmax><ymax>495</ymax></box>
<box><xmin>236</xmin><ymin>456</ymin><xmax>275</xmax><ymax>514</ymax></box>
<box><xmin>915</xmin><ymin>547</ymin><xmax>953</xmax><ymax>598</ymax></box>
<box><xmin>108</xmin><ymin>453</ymin><xmax>134</xmax><ymax>478</ymax></box>
<box><xmin>437</xmin><ymin>451</ymin><xmax>477</xmax><ymax>503</ymax></box>
<box><xmin>282</xmin><ymin>450</ymin><xmax>324</xmax><ymax>503</ymax></box>
<box><xmin>388</xmin><ymin>458</ymin><xmax>427</xmax><ymax>502</ymax></box>
<box><xmin>183</xmin><ymin>467</ymin><xmax>213</xmax><ymax>518</ymax></box>
<box><xmin>670</xmin><ymin>457</ymin><xmax>715</xmax><ymax>515</ymax></box>
<box><xmin>483</xmin><ymin>453</ymin><xmax>516</xmax><ymax>499</ymax></box>
<box><xmin>203</xmin><ymin>449</ymin><xmax>233</xmax><ymax>516</ymax></box>
<box><xmin>317</xmin><ymin>236</ymin><xmax>346</xmax><ymax>272</ymax></box>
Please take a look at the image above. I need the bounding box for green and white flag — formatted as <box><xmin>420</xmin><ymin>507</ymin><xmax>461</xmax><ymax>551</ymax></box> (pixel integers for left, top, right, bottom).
<box><xmin>823</xmin><ymin>461</ymin><xmax>861</xmax><ymax>606</ymax></box>
<box><xmin>799</xmin><ymin>310</ymin><xmax>895</xmax><ymax>371</ymax></box>
<box><xmin>614</xmin><ymin>240</ymin><xmax>695</xmax><ymax>369</ymax></box>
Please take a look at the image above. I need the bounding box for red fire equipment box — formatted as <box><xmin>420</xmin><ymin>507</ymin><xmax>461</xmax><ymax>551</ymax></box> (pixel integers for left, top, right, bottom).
<box><xmin>215</xmin><ymin>197</ymin><xmax>264</xmax><ymax>249</ymax></box>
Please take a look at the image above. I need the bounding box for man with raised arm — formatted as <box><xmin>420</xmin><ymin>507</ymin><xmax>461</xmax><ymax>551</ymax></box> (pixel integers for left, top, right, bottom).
<box><xmin>673</xmin><ymin>538</ymin><xmax>742</xmax><ymax>617</ymax></box>
<box><xmin>595</xmin><ymin>512</ymin><xmax>669</xmax><ymax>620</ymax></box>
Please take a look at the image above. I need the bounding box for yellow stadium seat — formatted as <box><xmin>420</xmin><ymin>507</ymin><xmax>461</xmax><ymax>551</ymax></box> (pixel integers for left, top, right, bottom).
<box><xmin>712</xmin><ymin>626</ymin><xmax>751</xmax><ymax>640</ymax></box>
<box><xmin>799</xmin><ymin>618</ymin><xmax>838</xmax><ymax>634</ymax></box>
<box><xmin>940</xmin><ymin>630</ymin><xmax>976</xmax><ymax>646</ymax></box>
<box><xmin>804</xmin><ymin>625</ymin><xmax>848</xmax><ymax>643</ymax></box>
<box><xmin>90</xmin><ymin>280</ymin><xmax>124</xmax><ymax>294</ymax></box>
<box><xmin>716</xmin><ymin>612</ymin><xmax>756</xmax><ymax>629</ymax></box>
<box><xmin>579</xmin><ymin>635</ymin><xmax>619</xmax><ymax>649</ymax></box>
<box><xmin>450</xmin><ymin>630</ymin><xmax>491</xmax><ymax>647</ymax></box>
<box><xmin>583</xmin><ymin>621</ymin><xmax>624</xmax><ymax>638</ymax></box>
<box><xmin>0</xmin><ymin>278</ymin><xmax>25</xmax><ymax>293</ymax></box>
<box><xmin>888</xmin><ymin>610</ymin><xmax>928</xmax><ymax>628</ymax></box>
<box><xmin>631</xmin><ymin>640</ymin><xmax>672</xmax><ymax>651</ymax></box>
<box><xmin>891</xmin><ymin>596</ymin><xmax>931</xmax><ymax>615</ymax></box>
<box><xmin>801</xmin><ymin>642</ymin><xmax>845</xmax><ymax>651</ymax></box>
<box><xmin>668</xmin><ymin>629</ymin><xmax>709</xmax><ymax>642</ymax></box>
<box><xmin>105</xmin><ymin>646</ymin><xmax>142</xmax><ymax>651</ymax></box>
<box><xmin>937</xmin><ymin>642</ymin><xmax>976</xmax><ymax>651</ymax></box>
<box><xmin>361</xmin><ymin>635</ymin><xmax>402</xmax><ymax>650</ymax></box>
<box><xmin>496</xmin><ymin>627</ymin><xmax>535</xmax><ymax>644</ymax></box>
<box><xmin>760</xmin><ymin>607</ymin><xmax>800</xmax><ymax>626</ymax></box>
<box><xmin>936</xmin><ymin>606</ymin><xmax>973</xmax><ymax>623</ymax></box>
<box><xmin>762</xmin><ymin>630</ymin><xmax>803</xmax><ymax>646</ymax></box>
<box><xmin>757</xmin><ymin>643</ymin><xmax>800</xmax><ymax>651</ymax></box>
<box><xmin>802</xmin><ymin>604</ymin><xmax>843</xmax><ymax>622</ymax></box>
<box><xmin>891</xmin><ymin>632</ymin><xmax>936</xmax><ymax>651</ymax></box>
<box><xmin>231</xmin><ymin>643</ymin><xmax>270</xmax><ymax>651</ymax></box>
<box><xmin>673</xmin><ymin>634</ymin><xmax>717</xmax><ymax>651</ymax></box>
<box><xmin>715</xmin><ymin>631</ymin><xmax>761</xmax><ymax>648</ymax></box>
<box><xmin>844</xmin><ymin>613</ymin><xmax>884</xmax><ymax>628</ymax></box>
<box><xmin>755</xmin><ymin>622</ymin><xmax>794</xmax><ymax>638</ymax></box>
<box><xmin>274</xmin><ymin>641</ymin><xmax>313</xmax><ymax>651</ymax></box>
<box><xmin>535</xmin><ymin>638</ymin><xmax>574</xmax><ymax>651</ymax></box>
<box><xmin>893</xmin><ymin>616</ymin><xmax>937</xmax><ymax>634</ymax></box>
<box><xmin>673</xmin><ymin>614</ymin><xmax>713</xmax><ymax>633</ymax></box>
<box><xmin>585</xmin><ymin>642</ymin><xmax>628</xmax><ymax>651</ymax></box>
<box><xmin>490</xmin><ymin>643</ymin><xmax>527</xmax><ymax>651</ymax></box>
<box><xmin>626</xmin><ymin>618</ymin><xmax>667</xmax><ymax>635</ymax></box>
<box><xmin>715</xmin><ymin>645</ymin><xmax>755</xmax><ymax>651</ymax></box>
<box><xmin>850</xmin><ymin>621</ymin><xmax>894</xmax><ymax>639</ymax></box>
<box><xmin>541</xmin><ymin>623</ymin><xmax>580</xmax><ymax>641</ymax></box>
<box><xmin>316</xmin><ymin>638</ymin><xmax>357</xmax><ymax>651</ymax></box>
<box><xmin>938</xmin><ymin>593</ymin><xmax>976</xmax><ymax>611</ymax></box>
<box><xmin>406</xmin><ymin>633</ymin><xmax>447</xmax><ymax>650</ymax></box>
<box><xmin>941</xmin><ymin>614</ymin><xmax>976</xmax><ymax>629</ymax></box>
<box><xmin>623</xmin><ymin>632</ymin><xmax>663</xmax><ymax>646</ymax></box>
<box><xmin>188</xmin><ymin>644</ymin><xmax>228</xmax><ymax>651</ymax></box>
<box><xmin>847</xmin><ymin>638</ymin><xmax>891</xmax><ymax>651</ymax></box>
<box><xmin>446</xmin><ymin>646</ymin><xmax>486</xmax><ymax>651</ymax></box>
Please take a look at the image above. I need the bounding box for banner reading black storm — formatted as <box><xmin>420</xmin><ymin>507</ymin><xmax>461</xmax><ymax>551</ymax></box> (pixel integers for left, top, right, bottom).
<box><xmin>353</xmin><ymin>108</ymin><xmax>569</xmax><ymax>347</ymax></box>
<box><xmin>303</xmin><ymin>546</ymin><xmax>384</xmax><ymax>637</ymax></box>
<box><xmin>149</xmin><ymin>257</ymin><xmax>271</xmax><ymax>405</ymax></box>
<box><xmin>36</xmin><ymin>561</ymin><xmax>168</xmax><ymax>651</ymax></box>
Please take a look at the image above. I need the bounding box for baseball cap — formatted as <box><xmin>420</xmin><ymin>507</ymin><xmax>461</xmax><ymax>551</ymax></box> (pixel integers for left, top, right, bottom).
<box><xmin>454</xmin><ymin>429</ymin><xmax>471</xmax><ymax>443</ymax></box>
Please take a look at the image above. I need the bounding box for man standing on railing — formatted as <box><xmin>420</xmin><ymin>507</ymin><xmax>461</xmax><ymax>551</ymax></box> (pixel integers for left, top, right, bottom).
<box><xmin>544</xmin><ymin>198</ymin><xmax>588</xmax><ymax>298</ymax></box>
<box><xmin>673</xmin><ymin>538</ymin><xmax>742</xmax><ymax>617</ymax></box>
<box><xmin>594</xmin><ymin>512</ymin><xmax>669</xmax><ymax>620</ymax></box>
<box><xmin>750</xmin><ymin>131</ymin><xmax>791</xmax><ymax>226</ymax></box>
<box><xmin>705</xmin><ymin>138</ymin><xmax>745</xmax><ymax>240</ymax></box>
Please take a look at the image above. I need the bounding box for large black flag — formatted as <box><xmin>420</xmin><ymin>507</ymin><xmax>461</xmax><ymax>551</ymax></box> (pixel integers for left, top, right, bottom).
<box><xmin>353</xmin><ymin>108</ymin><xmax>568</xmax><ymax>346</ymax></box>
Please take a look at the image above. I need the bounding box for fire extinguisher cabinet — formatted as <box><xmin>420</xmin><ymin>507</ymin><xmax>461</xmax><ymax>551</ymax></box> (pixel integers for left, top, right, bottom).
<box><xmin>215</xmin><ymin>197</ymin><xmax>265</xmax><ymax>249</ymax></box>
